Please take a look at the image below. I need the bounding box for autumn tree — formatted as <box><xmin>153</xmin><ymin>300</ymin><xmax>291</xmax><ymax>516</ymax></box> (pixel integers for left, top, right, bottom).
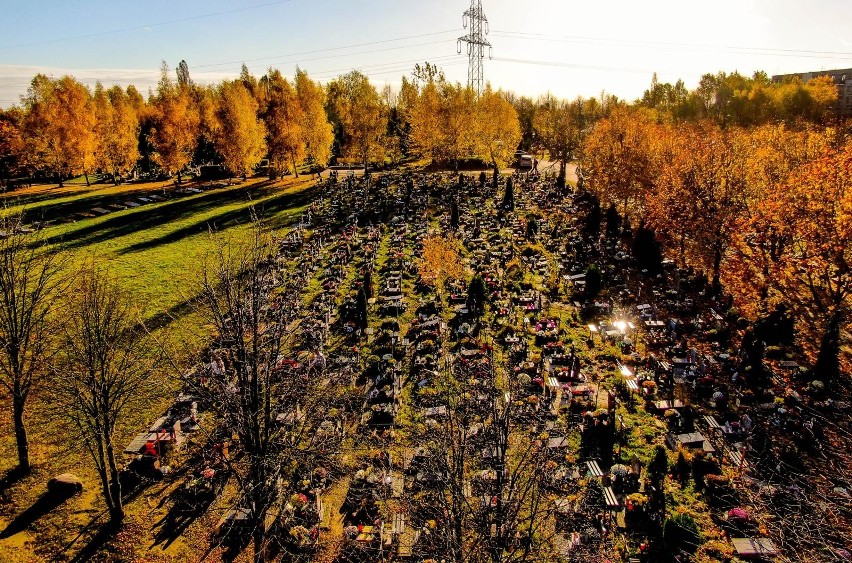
<box><xmin>261</xmin><ymin>69</ymin><xmax>303</xmax><ymax>178</ymax></box>
<box><xmin>214</xmin><ymin>80</ymin><xmax>266</xmax><ymax>178</ymax></box>
<box><xmin>409</xmin><ymin>79</ymin><xmax>443</xmax><ymax>162</ymax></box>
<box><xmin>419</xmin><ymin>234</ymin><xmax>464</xmax><ymax>301</ymax></box>
<box><xmin>646</xmin><ymin>122</ymin><xmax>750</xmax><ymax>290</ymax></box>
<box><xmin>0</xmin><ymin>108</ymin><xmax>25</xmax><ymax>182</ymax></box>
<box><xmin>294</xmin><ymin>69</ymin><xmax>333</xmax><ymax>169</ymax></box>
<box><xmin>727</xmin><ymin>143</ymin><xmax>852</xmax><ymax>382</ymax></box>
<box><xmin>53</xmin><ymin>263</ymin><xmax>152</xmax><ymax>523</ymax></box>
<box><xmin>21</xmin><ymin>75</ymin><xmax>96</xmax><ymax>186</ymax></box>
<box><xmin>93</xmin><ymin>83</ymin><xmax>140</xmax><ymax>183</ymax></box>
<box><xmin>326</xmin><ymin>71</ymin><xmax>386</xmax><ymax>171</ymax></box>
<box><xmin>0</xmin><ymin>217</ymin><xmax>65</xmax><ymax>474</ymax></box>
<box><xmin>441</xmin><ymin>82</ymin><xmax>478</xmax><ymax>171</ymax></box>
<box><xmin>475</xmin><ymin>86</ymin><xmax>521</xmax><ymax>171</ymax></box>
<box><xmin>150</xmin><ymin>61</ymin><xmax>200</xmax><ymax>183</ymax></box>
<box><xmin>719</xmin><ymin>125</ymin><xmax>833</xmax><ymax>318</ymax></box>
<box><xmin>583</xmin><ymin>106</ymin><xmax>656</xmax><ymax>221</ymax></box>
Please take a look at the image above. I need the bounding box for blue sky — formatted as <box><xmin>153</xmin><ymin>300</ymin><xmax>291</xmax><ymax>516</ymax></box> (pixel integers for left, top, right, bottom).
<box><xmin>1</xmin><ymin>0</ymin><xmax>852</xmax><ymax>107</ymax></box>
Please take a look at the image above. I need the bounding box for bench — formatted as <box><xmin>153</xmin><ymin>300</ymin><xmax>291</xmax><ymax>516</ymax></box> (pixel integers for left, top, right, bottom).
<box><xmin>725</xmin><ymin>448</ymin><xmax>745</xmax><ymax>468</ymax></box>
<box><xmin>603</xmin><ymin>486</ymin><xmax>621</xmax><ymax>510</ymax></box>
<box><xmin>704</xmin><ymin>415</ymin><xmax>724</xmax><ymax>438</ymax></box>
<box><xmin>585</xmin><ymin>460</ymin><xmax>604</xmax><ymax>478</ymax></box>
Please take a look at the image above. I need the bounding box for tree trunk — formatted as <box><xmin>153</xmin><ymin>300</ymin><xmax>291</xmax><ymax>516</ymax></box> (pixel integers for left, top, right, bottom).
<box><xmin>84</xmin><ymin>170</ymin><xmax>90</xmax><ymax>187</ymax></box>
<box><xmin>12</xmin><ymin>394</ymin><xmax>30</xmax><ymax>474</ymax></box>
<box><xmin>712</xmin><ymin>244</ymin><xmax>722</xmax><ymax>295</ymax></box>
<box><xmin>292</xmin><ymin>156</ymin><xmax>299</xmax><ymax>178</ymax></box>
<box><xmin>105</xmin><ymin>432</ymin><xmax>124</xmax><ymax>523</ymax></box>
<box><xmin>58</xmin><ymin>172</ymin><xmax>64</xmax><ymax>188</ymax></box>
<box><xmin>176</xmin><ymin>170</ymin><xmax>182</xmax><ymax>185</ymax></box>
<box><xmin>253</xmin><ymin>528</ymin><xmax>265</xmax><ymax>563</ymax></box>
<box><xmin>815</xmin><ymin>310</ymin><xmax>842</xmax><ymax>384</ymax></box>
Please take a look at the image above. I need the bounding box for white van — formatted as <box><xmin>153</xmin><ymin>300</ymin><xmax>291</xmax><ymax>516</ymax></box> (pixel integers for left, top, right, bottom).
<box><xmin>518</xmin><ymin>154</ymin><xmax>533</xmax><ymax>169</ymax></box>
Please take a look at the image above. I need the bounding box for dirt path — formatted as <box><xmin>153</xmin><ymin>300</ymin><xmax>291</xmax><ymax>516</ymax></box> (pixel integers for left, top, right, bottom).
<box><xmin>313</xmin><ymin>475</ymin><xmax>351</xmax><ymax>563</ymax></box>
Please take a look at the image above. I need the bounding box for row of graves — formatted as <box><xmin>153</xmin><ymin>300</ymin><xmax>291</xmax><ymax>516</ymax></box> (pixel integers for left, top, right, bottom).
<box><xmin>331</xmin><ymin>174</ymin><xmax>436</xmax><ymax>562</ymax></box>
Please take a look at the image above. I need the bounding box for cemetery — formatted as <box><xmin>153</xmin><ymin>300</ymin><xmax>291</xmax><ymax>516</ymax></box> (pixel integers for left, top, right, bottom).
<box><xmin>98</xmin><ymin>165</ymin><xmax>848</xmax><ymax>562</ymax></box>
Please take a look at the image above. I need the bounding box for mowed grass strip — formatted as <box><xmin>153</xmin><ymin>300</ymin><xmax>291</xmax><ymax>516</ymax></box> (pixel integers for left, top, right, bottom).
<box><xmin>10</xmin><ymin>176</ymin><xmax>316</xmax><ymax>322</ymax></box>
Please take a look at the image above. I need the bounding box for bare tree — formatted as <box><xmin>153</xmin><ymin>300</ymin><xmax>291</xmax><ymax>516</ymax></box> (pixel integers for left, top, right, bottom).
<box><xmin>52</xmin><ymin>262</ymin><xmax>152</xmax><ymax>523</ymax></box>
<box><xmin>190</xmin><ymin>223</ymin><xmax>341</xmax><ymax>562</ymax></box>
<box><xmin>407</xmin><ymin>351</ymin><xmax>557</xmax><ymax>563</ymax></box>
<box><xmin>0</xmin><ymin>215</ymin><xmax>64</xmax><ymax>475</ymax></box>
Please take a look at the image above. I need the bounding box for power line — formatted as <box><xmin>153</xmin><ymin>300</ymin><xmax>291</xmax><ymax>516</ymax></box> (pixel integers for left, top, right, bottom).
<box><xmin>218</xmin><ymin>39</ymin><xmax>457</xmax><ymax>76</ymax></box>
<box><xmin>194</xmin><ymin>30</ymin><xmax>459</xmax><ymax>70</ymax></box>
<box><xmin>0</xmin><ymin>0</ymin><xmax>295</xmax><ymax>50</ymax></box>
<box><xmin>312</xmin><ymin>60</ymin><xmax>468</xmax><ymax>83</ymax></box>
<box><xmin>0</xmin><ymin>38</ymin><xmax>461</xmax><ymax>92</ymax></box>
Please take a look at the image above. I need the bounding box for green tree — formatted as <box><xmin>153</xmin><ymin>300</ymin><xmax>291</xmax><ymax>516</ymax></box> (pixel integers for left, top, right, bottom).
<box><xmin>327</xmin><ymin>71</ymin><xmax>386</xmax><ymax>171</ymax></box>
<box><xmin>534</xmin><ymin>94</ymin><xmax>586</xmax><ymax>182</ymax></box>
<box><xmin>467</xmin><ymin>275</ymin><xmax>487</xmax><ymax>316</ymax></box>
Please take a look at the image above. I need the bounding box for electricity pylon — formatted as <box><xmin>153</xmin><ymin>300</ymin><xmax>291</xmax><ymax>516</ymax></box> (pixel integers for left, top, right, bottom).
<box><xmin>457</xmin><ymin>0</ymin><xmax>492</xmax><ymax>96</ymax></box>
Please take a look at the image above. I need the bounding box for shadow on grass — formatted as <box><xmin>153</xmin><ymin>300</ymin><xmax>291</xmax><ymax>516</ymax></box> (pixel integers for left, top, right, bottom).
<box><xmin>68</xmin><ymin>519</ymin><xmax>121</xmax><ymax>563</ymax></box>
<box><xmin>0</xmin><ymin>466</ymin><xmax>27</xmax><ymax>497</ymax></box>
<box><xmin>0</xmin><ymin>488</ymin><xmax>78</xmax><ymax>539</ymax></box>
<box><xmin>42</xmin><ymin>185</ymin><xmax>253</xmax><ymax>250</ymax></box>
<box><xmin>14</xmin><ymin>185</ymin><xmax>152</xmax><ymax>225</ymax></box>
<box><xmin>116</xmin><ymin>184</ymin><xmax>317</xmax><ymax>256</ymax></box>
<box><xmin>144</xmin><ymin>294</ymin><xmax>199</xmax><ymax>332</ymax></box>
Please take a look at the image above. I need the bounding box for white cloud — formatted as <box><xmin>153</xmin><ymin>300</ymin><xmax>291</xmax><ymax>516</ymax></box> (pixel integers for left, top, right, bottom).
<box><xmin>0</xmin><ymin>63</ymin><xmax>237</xmax><ymax>107</ymax></box>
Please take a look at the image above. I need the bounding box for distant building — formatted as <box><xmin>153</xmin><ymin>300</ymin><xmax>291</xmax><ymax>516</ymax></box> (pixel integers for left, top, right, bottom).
<box><xmin>772</xmin><ymin>67</ymin><xmax>852</xmax><ymax>117</ymax></box>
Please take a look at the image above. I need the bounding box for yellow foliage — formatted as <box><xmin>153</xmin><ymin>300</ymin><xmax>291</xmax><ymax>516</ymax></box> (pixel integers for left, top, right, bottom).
<box><xmin>150</xmin><ymin>68</ymin><xmax>201</xmax><ymax>178</ymax></box>
<box><xmin>214</xmin><ymin>80</ymin><xmax>267</xmax><ymax>177</ymax></box>
<box><xmin>418</xmin><ymin>234</ymin><xmax>464</xmax><ymax>295</ymax></box>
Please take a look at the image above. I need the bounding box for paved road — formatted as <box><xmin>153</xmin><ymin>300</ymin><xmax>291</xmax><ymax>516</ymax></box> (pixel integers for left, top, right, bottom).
<box><xmin>319</xmin><ymin>159</ymin><xmax>579</xmax><ymax>184</ymax></box>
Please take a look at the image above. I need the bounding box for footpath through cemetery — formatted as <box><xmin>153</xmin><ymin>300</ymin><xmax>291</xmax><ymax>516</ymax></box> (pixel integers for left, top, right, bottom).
<box><xmin>112</xmin><ymin>167</ymin><xmax>851</xmax><ymax>563</ymax></box>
